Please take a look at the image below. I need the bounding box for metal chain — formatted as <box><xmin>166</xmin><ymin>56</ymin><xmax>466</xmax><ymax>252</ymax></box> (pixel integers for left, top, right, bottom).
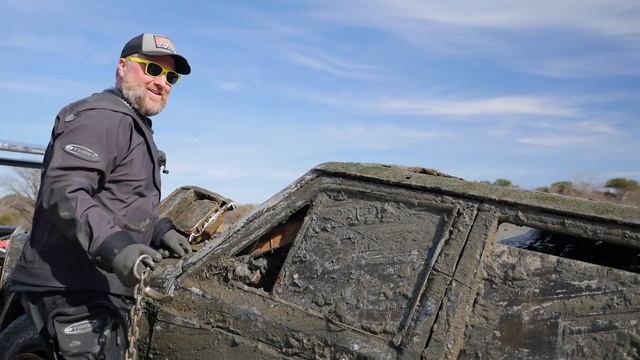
<box><xmin>125</xmin><ymin>257</ymin><xmax>150</xmax><ymax>360</ymax></box>
<box><xmin>187</xmin><ymin>202</ymin><xmax>235</xmax><ymax>244</ymax></box>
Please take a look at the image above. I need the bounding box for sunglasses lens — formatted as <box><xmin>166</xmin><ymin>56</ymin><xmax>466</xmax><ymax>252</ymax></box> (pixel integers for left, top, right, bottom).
<box><xmin>165</xmin><ymin>71</ymin><xmax>179</xmax><ymax>85</ymax></box>
<box><xmin>145</xmin><ymin>62</ymin><xmax>164</xmax><ymax>77</ymax></box>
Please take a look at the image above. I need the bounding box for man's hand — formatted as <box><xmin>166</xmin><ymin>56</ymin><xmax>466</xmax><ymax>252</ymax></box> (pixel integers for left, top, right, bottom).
<box><xmin>112</xmin><ymin>244</ymin><xmax>162</xmax><ymax>287</ymax></box>
<box><xmin>158</xmin><ymin>230</ymin><xmax>192</xmax><ymax>258</ymax></box>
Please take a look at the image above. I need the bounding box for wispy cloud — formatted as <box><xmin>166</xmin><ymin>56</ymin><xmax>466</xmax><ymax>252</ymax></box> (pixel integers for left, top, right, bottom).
<box><xmin>195</xmin><ymin>19</ymin><xmax>379</xmax><ymax>80</ymax></box>
<box><xmin>322</xmin><ymin>124</ymin><xmax>441</xmax><ymax>149</ymax></box>
<box><xmin>374</xmin><ymin>96</ymin><xmax>576</xmax><ymax>117</ymax></box>
<box><xmin>0</xmin><ymin>76</ymin><xmax>101</xmax><ymax>97</ymax></box>
<box><xmin>307</xmin><ymin>1</ymin><xmax>640</xmax><ymax>78</ymax></box>
<box><xmin>586</xmin><ymin>121</ymin><xmax>620</xmax><ymax>134</ymax></box>
<box><xmin>285</xmin><ymin>49</ymin><xmax>378</xmax><ymax>79</ymax></box>
<box><xmin>522</xmin><ymin>52</ymin><xmax>640</xmax><ymax>78</ymax></box>
<box><xmin>306</xmin><ymin>91</ymin><xmax>578</xmax><ymax>118</ymax></box>
<box><xmin>1</xmin><ymin>0</ymin><xmax>65</xmax><ymax>13</ymax></box>
<box><xmin>0</xmin><ymin>81</ymin><xmax>50</xmax><ymax>94</ymax></box>
<box><xmin>311</xmin><ymin>1</ymin><xmax>640</xmax><ymax>38</ymax></box>
<box><xmin>167</xmin><ymin>157</ymin><xmax>302</xmax><ymax>182</ymax></box>
<box><xmin>1</xmin><ymin>32</ymin><xmax>84</xmax><ymax>56</ymax></box>
<box><xmin>216</xmin><ymin>81</ymin><xmax>241</xmax><ymax>92</ymax></box>
<box><xmin>534</xmin><ymin>119</ymin><xmax>620</xmax><ymax>134</ymax></box>
<box><xmin>517</xmin><ymin>135</ymin><xmax>592</xmax><ymax>146</ymax></box>
<box><xmin>262</xmin><ymin>22</ymin><xmax>312</xmax><ymax>39</ymax></box>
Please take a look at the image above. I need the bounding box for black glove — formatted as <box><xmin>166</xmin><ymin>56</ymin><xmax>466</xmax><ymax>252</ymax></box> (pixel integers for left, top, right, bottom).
<box><xmin>112</xmin><ymin>244</ymin><xmax>162</xmax><ymax>287</ymax></box>
<box><xmin>157</xmin><ymin>229</ymin><xmax>192</xmax><ymax>258</ymax></box>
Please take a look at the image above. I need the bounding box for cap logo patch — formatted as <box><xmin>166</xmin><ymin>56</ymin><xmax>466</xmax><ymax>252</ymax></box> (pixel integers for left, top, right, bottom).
<box><xmin>154</xmin><ymin>35</ymin><xmax>176</xmax><ymax>53</ymax></box>
<box><xmin>63</xmin><ymin>144</ymin><xmax>100</xmax><ymax>162</ymax></box>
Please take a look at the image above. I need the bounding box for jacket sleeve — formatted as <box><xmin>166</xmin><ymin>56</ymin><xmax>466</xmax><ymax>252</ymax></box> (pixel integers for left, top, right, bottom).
<box><xmin>41</xmin><ymin>108</ymin><xmax>137</xmax><ymax>272</ymax></box>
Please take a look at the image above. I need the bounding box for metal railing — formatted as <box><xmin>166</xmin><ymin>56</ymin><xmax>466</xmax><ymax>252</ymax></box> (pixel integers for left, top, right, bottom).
<box><xmin>0</xmin><ymin>140</ymin><xmax>45</xmax><ymax>169</ymax></box>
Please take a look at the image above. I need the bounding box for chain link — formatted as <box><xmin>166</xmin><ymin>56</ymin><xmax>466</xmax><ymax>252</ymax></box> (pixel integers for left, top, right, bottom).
<box><xmin>125</xmin><ymin>265</ymin><xmax>149</xmax><ymax>360</ymax></box>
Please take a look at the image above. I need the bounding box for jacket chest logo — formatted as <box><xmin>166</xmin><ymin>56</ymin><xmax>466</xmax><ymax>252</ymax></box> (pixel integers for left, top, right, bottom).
<box><xmin>63</xmin><ymin>144</ymin><xmax>100</xmax><ymax>162</ymax></box>
<box><xmin>63</xmin><ymin>319</ymin><xmax>103</xmax><ymax>335</ymax></box>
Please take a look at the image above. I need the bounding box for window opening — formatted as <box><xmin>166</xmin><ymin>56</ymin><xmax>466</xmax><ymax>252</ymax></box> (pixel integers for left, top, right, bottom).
<box><xmin>497</xmin><ymin>223</ymin><xmax>640</xmax><ymax>274</ymax></box>
<box><xmin>234</xmin><ymin>206</ymin><xmax>309</xmax><ymax>292</ymax></box>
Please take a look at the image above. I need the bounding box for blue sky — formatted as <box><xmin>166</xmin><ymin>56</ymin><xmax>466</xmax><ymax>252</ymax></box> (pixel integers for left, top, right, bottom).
<box><xmin>1</xmin><ymin>1</ymin><xmax>639</xmax><ymax>204</ymax></box>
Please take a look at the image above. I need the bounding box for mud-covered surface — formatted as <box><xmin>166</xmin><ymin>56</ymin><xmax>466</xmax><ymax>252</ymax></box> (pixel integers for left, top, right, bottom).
<box><xmin>194</xmin><ymin>254</ymin><xmax>270</xmax><ymax>290</ymax></box>
<box><xmin>419</xmin><ymin>208</ymin><xmax>497</xmax><ymax>360</ymax></box>
<box><xmin>314</xmin><ymin>162</ymin><xmax>640</xmax><ymax>227</ymax></box>
<box><xmin>149</xmin><ymin>263</ymin><xmax>396</xmax><ymax>359</ymax></box>
<box><xmin>147</xmin><ymin>322</ymin><xmax>295</xmax><ymax>359</ymax></box>
<box><xmin>458</xmin><ymin>244</ymin><xmax>640</xmax><ymax>359</ymax></box>
<box><xmin>273</xmin><ymin>189</ymin><xmax>451</xmax><ymax>338</ymax></box>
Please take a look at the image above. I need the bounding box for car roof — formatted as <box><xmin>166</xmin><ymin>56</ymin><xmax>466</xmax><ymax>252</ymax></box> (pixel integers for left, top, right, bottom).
<box><xmin>314</xmin><ymin>162</ymin><xmax>640</xmax><ymax>226</ymax></box>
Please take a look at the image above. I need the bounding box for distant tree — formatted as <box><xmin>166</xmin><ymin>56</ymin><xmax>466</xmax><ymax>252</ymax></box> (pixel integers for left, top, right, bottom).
<box><xmin>0</xmin><ymin>211</ymin><xmax>21</xmax><ymax>225</ymax></box>
<box><xmin>605</xmin><ymin>177</ymin><xmax>639</xmax><ymax>200</ymax></box>
<box><xmin>0</xmin><ymin>168</ymin><xmax>41</xmax><ymax>225</ymax></box>
<box><xmin>549</xmin><ymin>181</ymin><xmax>577</xmax><ymax>196</ymax></box>
<box><xmin>605</xmin><ymin>178</ymin><xmax>638</xmax><ymax>191</ymax></box>
<box><xmin>492</xmin><ymin>179</ymin><xmax>513</xmax><ymax>187</ymax></box>
<box><xmin>8</xmin><ymin>168</ymin><xmax>40</xmax><ymax>202</ymax></box>
<box><xmin>535</xmin><ymin>186</ymin><xmax>550</xmax><ymax>193</ymax></box>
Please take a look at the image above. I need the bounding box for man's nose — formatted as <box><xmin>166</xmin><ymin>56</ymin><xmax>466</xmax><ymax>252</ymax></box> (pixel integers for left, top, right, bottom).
<box><xmin>152</xmin><ymin>74</ymin><xmax>170</xmax><ymax>89</ymax></box>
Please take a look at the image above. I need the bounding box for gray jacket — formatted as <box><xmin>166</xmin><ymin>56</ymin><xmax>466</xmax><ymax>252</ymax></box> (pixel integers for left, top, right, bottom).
<box><xmin>11</xmin><ymin>89</ymin><xmax>172</xmax><ymax>296</ymax></box>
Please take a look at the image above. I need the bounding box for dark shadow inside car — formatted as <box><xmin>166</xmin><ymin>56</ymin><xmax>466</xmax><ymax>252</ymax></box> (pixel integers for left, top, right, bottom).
<box><xmin>498</xmin><ymin>223</ymin><xmax>640</xmax><ymax>274</ymax></box>
<box><xmin>236</xmin><ymin>206</ymin><xmax>310</xmax><ymax>292</ymax></box>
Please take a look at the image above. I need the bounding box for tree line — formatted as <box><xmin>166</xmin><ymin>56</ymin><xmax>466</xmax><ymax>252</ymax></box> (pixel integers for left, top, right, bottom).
<box><xmin>486</xmin><ymin>177</ymin><xmax>639</xmax><ymax>205</ymax></box>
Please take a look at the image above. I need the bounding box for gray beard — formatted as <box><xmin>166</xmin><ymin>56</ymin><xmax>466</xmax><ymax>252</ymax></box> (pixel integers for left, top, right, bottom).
<box><xmin>121</xmin><ymin>83</ymin><xmax>164</xmax><ymax>117</ymax></box>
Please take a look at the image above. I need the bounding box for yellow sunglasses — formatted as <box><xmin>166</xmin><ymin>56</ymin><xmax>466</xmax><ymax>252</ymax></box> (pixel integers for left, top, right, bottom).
<box><xmin>127</xmin><ymin>56</ymin><xmax>180</xmax><ymax>85</ymax></box>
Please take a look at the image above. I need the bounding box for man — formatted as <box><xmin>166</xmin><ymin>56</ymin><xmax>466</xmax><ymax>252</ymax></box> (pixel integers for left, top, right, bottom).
<box><xmin>9</xmin><ymin>33</ymin><xmax>192</xmax><ymax>359</ymax></box>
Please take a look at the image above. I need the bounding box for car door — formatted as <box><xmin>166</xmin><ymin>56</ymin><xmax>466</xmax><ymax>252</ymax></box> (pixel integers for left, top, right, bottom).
<box><xmin>428</xmin><ymin>202</ymin><xmax>640</xmax><ymax>359</ymax></box>
<box><xmin>270</xmin><ymin>179</ymin><xmax>479</xmax><ymax>359</ymax></box>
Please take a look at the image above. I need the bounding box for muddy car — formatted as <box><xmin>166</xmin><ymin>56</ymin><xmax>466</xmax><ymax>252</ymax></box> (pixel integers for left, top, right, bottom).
<box><xmin>2</xmin><ymin>162</ymin><xmax>640</xmax><ymax>359</ymax></box>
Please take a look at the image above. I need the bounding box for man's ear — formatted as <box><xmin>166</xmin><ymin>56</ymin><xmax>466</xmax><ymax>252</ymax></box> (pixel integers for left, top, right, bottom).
<box><xmin>117</xmin><ymin>58</ymin><xmax>127</xmax><ymax>78</ymax></box>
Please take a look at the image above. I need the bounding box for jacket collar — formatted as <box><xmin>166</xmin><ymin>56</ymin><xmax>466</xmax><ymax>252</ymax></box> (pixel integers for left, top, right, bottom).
<box><xmin>105</xmin><ymin>88</ymin><xmax>154</xmax><ymax>131</ymax></box>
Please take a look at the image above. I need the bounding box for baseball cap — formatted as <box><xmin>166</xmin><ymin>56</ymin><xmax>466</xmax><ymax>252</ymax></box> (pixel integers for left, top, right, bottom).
<box><xmin>121</xmin><ymin>33</ymin><xmax>191</xmax><ymax>75</ymax></box>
